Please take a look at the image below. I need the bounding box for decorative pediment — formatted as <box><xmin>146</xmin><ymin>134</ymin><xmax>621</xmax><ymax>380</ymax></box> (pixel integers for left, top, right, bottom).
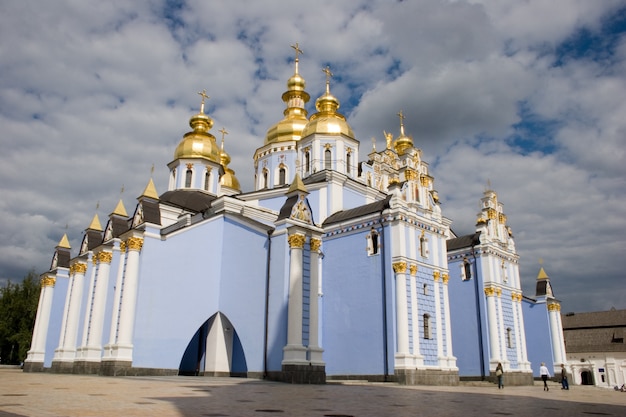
<box><xmin>290</xmin><ymin>195</ymin><xmax>312</xmax><ymax>225</ymax></box>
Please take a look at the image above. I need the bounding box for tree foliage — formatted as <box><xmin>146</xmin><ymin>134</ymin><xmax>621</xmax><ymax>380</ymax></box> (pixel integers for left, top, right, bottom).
<box><xmin>0</xmin><ymin>270</ymin><xmax>40</xmax><ymax>364</ymax></box>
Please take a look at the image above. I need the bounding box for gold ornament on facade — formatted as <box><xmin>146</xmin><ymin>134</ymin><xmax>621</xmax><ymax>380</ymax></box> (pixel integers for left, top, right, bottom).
<box><xmin>484</xmin><ymin>286</ymin><xmax>496</xmax><ymax>297</ymax></box>
<box><xmin>496</xmin><ymin>288</ymin><xmax>502</xmax><ymax>297</ymax></box>
<box><xmin>404</xmin><ymin>169</ymin><xmax>417</xmax><ymax>181</ymax></box>
<box><xmin>70</xmin><ymin>263</ymin><xmax>87</xmax><ymax>275</ymax></box>
<box><xmin>499</xmin><ymin>213</ymin><xmax>507</xmax><ymax>224</ymax></box>
<box><xmin>547</xmin><ymin>303</ymin><xmax>561</xmax><ymax>312</ymax></box>
<box><xmin>126</xmin><ymin>237</ymin><xmax>144</xmax><ymax>251</ymax></box>
<box><xmin>119</xmin><ymin>241</ymin><xmax>126</xmax><ymax>252</ymax></box>
<box><xmin>392</xmin><ymin>261</ymin><xmax>407</xmax><ymax>273</ymax></box>
<box><xmin>409</xmin><ymin>264</ymin><xmax>417</xmax><ymax>276</ymax></box>
<box><xmin>442</xmin><ymin>273</ymin><xmax>449</xmax><ymax>284</ymax></box>
<box><xmin>487</xmin><ymin>208</ymin><xmax>497</xmax><ymax>220</ymax></box>
<box><xmin>287</xmin><ymin>234</ymin><xmax>306</xmax><ymax>249</ymax></box>
<box><xmin>41</xmin><ymin>276</ymin><xmax>56</xmax><ymax>287</ymax></box>
<box><xmin>310</xmin><ymin>238</ymin><xmax>321</xmax><ymax>252</ymax></box>
<box><xmin>433</xmin><ymin>271</ymin><xmax>441</xmax><ymax>281</ymax></box>
<box><xmin>97</xmin><ymin>251</ymin><xmax>113</xmax><ymax>264</ymax></box>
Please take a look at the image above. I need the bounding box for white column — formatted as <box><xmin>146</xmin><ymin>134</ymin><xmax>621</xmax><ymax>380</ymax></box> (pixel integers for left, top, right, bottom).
<box><xmin>497</xmin><ymin>288</ymin><xmax>507</xmax><ymax>364</ymax></box>
<box><xmin>77</xmin><ymin>260</ymin><xmax>97</xmax><ymax>358</ymax></box>
<box><xmin>548</xmin><ymin>302</ymin><xmax>564</xmax><ymax>366</ymax></box>
<box><xmin>308</xmin><ymin>237</ymin><xmax>324</xmax><ymax>365</ymax></box>
<box><xmin>394</xmin><ymin>262</ymin><xmax>411</xmax><ymax>368</ymax></box>
<box><xmin>485</xmin><ymin>286</ymin><xmax>500</xmax><ymax>365</ymax></box>
<box><xmin>442</xmin><ymin>273</ymin><xmax>456</xmax><ymax>368</ymax></box>
<box><xmin>83</xmin><ymin>250</ymin><xmax>112</xmax><ymax>361</ymax></box>
<box><xmin>113</xmin><ymin>236</ymin><xmax>143</xmax><ymax>361</ymax></box>
<box><xmin>104</xmin><ymin>242</ymin><xmax>125</xmax><ymax>359</ymax></box>
<box><xmin>433</xmin><ymin>271</ymin><xmax>444</xmax><ymax>364</ymax></box>
<box><xmin>26</xmin><ymin>275</ymin><xmax>56</xmax><ymax>363</ymax></box>
<box><xmin>282</xmin><ymin>233</ymin><xmax>307</xmax><ymax>364</ymax></box>
<box><xmin>55</xmin><ymin>262</ymin><xmax>87</xmax><ymax>361</ymax></box>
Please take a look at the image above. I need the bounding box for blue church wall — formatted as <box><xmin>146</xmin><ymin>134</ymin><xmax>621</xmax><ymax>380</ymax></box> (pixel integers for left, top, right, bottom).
<box><xmin>499</xmin><ymin>289</ymin><xmax>519</xmax><ymax>368</ymax></box>
<box><xmin>447</xmin><ymin>255</ymin><xmax>489</xmax><ymax>377</ymax></box>
<box><xmin>132</xmin><ymin>216</ymin><xmax>269</xmax><ymax>371</ymax></box>
<box><xmin>522</xmin><ymin>300</ymin><xmax>553</xmax><ymax>376</ymax></box>
<box><xmin>44</xmin><ymin>274</ymin><xmax>69</xmax><ymax>367</ymax></box>
<box><xmin>415</xmin><ymin>267</ymin><xmax>438</xmax><ymax>365</ymax></box>
<box><xmin>322</xmin><ymin>228</ymin><xmax>389</xmax><ymax>376</ymax></box>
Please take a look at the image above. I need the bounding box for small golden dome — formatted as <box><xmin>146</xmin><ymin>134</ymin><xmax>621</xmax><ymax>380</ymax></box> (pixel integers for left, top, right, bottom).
<box><xmin>265</xmin><ymin>54</ymin><xmax>310</xmax><ymax>145</ymax></box>
<box><xmin>220</xmin><ymin>169</ymin><xmax>240</xmax><ymax>191</ymax></box>
<box><xmin>174</xmin><ymin>111</ymin><xmax>221</xmax><ymax>162</ymax></box>
<box><xmin>301</xmin><ymin>66</ymin><xmax>355</xmax><ymax>139</ymax></box>
<box><xmin>392</xmin><ymin>110</ymin><xmax>414</xmax><ymax>155</ymax></box>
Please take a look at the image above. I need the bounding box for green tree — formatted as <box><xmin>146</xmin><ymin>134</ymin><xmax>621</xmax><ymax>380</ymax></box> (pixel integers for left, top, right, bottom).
<box><xmin>0</xmin><ymin>270</ymin><xmax>41</xmax><ymax>365</ymax></box>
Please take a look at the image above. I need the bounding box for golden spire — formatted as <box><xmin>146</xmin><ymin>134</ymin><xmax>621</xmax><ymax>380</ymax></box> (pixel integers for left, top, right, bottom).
<box><xmin>322</xmin><ymin>65</ymin><xmax>333</xmax><ymax>94</ymax></box>
<box><xmin>287</xmin><ymin>173</ymin><xmax>308</xmax><ymax>194</ymax></box>
<box><xmin>140</xmin><ymin>178</ymin><xmax>159</xmax><ymax>200</ymax></box>
<box><xmin>111</xmin><ymin>199</ymin><xmax>128</xmax><ymax>217</ymax></box>
<box><xmin>397</xmin><ymin>110</ymin><xmax>406</xmax><ymax>137</ymax></box>
<box><xmin>57</xmin><ymin>234</ymin><xmax>71</xmax><ymax>249</ymax></box>
<box><xmin>88</xmin><ymin>213</ymin><xmax>103</xmax><ymax>231</ymax></box>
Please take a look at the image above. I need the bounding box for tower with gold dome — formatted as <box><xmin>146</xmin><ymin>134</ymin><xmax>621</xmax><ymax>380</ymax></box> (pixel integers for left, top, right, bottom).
<box><xmin>25</xmin><ymin>43</ymin><xmax>562</xmax><ymax>387</ymax></box>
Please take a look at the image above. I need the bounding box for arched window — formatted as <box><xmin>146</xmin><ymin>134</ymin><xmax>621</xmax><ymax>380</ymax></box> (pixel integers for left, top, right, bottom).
<box><xmin>324</xmin><ymin>148</ymin><xmax>332</xmax><ymax>170</ymax></box>
<box><xmin>462</xmin><ymin>257</ymin><xmax>472</xmax><ymax>281</ymax></box>
<box><xmin>506</xmin><ymin>327</ymin><xmax>514</xmax><ymax>348</ymax></box>
<box><xmin>423</xmin><ymin>314</ymin><xmax>431</xmax><ymax>339</ymax></box>
<box><xmin>185</xmin><ymin>168</ymin><xmax>193</xmax><ymax>188</ymax></box>
<box><xmin>423</xmin><ymin>283</ymin><xmax>428</xmax><ymax>295</ymax></box>
<box><xmin>420</xmin><ymin>233</ymin><xmax>427</xmax><ymax>257</ymax></box>
<box><xmin>278</xmin><ymin>166</ymin><xmax>286</xmax><ymax>185</ymax></box>
<box><xmin>263</xmin><ymin>169</ymin><xmax>269</xmax><ymax>189</ymax></box>
<box><xmin>305</xmin><ymin>150</ymin><xmax>311</xmax><ymax>173</ymax></box>
<box><xmin>367</xmin><ymin>228</ymin><xmax>380</xmax><ymax>256</ymax></box>
<box><xmin>346</xmin><ymin>151</ymin><xmax>351</xmax><ymax>174</ymax></box>
<box><xmin>204</xmin><ymin>171</ymin><xmax>210</xmax><ymax>191</ymax></box>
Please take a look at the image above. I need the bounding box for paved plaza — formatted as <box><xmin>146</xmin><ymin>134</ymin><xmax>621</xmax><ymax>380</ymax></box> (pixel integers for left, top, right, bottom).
<box><xmin>1</xmin><ymin>368</ymin><xmax>624</xmax><ymax>417</ymax></box>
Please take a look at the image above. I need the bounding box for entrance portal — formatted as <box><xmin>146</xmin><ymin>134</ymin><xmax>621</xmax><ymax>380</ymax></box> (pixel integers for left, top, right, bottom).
<box><xmin>178</xmin><ymin>312</ymin><xmax>248</xmax><ymax>376</ymax></box>
<box><xmin>580</xmin><ymin>370</ymin><xmax>594</xmax><ymax>385</ymax></box>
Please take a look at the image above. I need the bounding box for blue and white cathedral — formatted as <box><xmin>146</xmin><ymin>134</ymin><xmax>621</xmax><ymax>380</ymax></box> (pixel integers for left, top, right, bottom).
<box><xmin>24</xmin><ymin>45</ymin><xmax>566</xmax><ymax>385</ymax></box>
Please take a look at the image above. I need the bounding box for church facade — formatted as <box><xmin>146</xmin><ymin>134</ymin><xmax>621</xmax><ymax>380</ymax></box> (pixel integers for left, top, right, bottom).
<box><xmin>24</xmin><ymin>46</ymin><xmax>564</xmax><ymax>385</ymax></box>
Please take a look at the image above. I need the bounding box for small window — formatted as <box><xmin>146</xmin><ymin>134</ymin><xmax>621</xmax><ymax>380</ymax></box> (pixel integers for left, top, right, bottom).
<box><xmin>346</xmin><ymin>151</ymin><xmax>351</xmax><ymax>174</ymax></box>
<box><xmin>279</xmin><ymin>167</ymin><xmax>286</xmax><ymax>185</ymax></box>
<box><xmin>325</xmin><ymin>149</ymin><xmax>332</xmax><ymax>170</ymax></box>
<box><xmin>204</xmin><ymin>172</ymin><xmax>210</xmax><ymax>191</ymax></box>
<box><xmin>263</xmin><ymin>170</ymin><xmax>269</xmax><ymax>189</ymax></box>
<box><xmin>423</xmin><ymin>314</ymin><xmax>431</xmax><ymax>339</ymax></box>
<box><xmin>423</xmin><ymin>283</ymin><xmax>428</xmax><ymax>295</ymax></box>
<box><xmin>305</xmin><ymin>151</ymin><xmax>311</xmax><ymax>173</ymax></box>
<box><xmin>506</xmin><ymin>327</ymin><xmax>514</xmax><ymax>348</ymax></box>
<box><xmin>419</xmin><ymin>234</ymin><xmax>427</xmax><ymax>257</ymax></box>
<box><xmin>367</xmin><ymin>229</ymin><xmax>380</xmax><ymax>256</ymax></box>
<box><xmin>185</xmin><ymin>168</ymin><xmax>193</xmax><ymax>188</ymax></box>
<box><xmin>462</xmin><ymin>257</ymin><xmax>472</xmax><ymax>281</ymax></box>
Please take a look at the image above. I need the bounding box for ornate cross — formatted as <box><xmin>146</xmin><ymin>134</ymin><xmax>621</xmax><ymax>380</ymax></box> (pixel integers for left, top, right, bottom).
<box><xmin>197</xmin><ymin>89</ymin><xmax>210</xmax><ymax>113</ymax></box>
<box><xmin>219</xmin><ymin>127</ymin><xmax>229</xmax><ymax>149</ymax></box>
<box><xmin>291</xmin><ymin>42</ymin><xmax>303</xmax><ymax>60</ymax></box>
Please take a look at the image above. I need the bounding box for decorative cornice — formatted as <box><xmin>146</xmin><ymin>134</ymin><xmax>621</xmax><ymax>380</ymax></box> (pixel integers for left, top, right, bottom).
<box><xmin>126</xmin><ymin>237</ymin><xmax>144</xmax><ymax>252</ymax></box>
<box><xmin>309</xmin><ymin>238</ymin><xmax>321</xmax><ymax>252</ymax></box>
<box><xmin>409</xmin><ymin>264</ymin><xmax>417</xmax><ymax>276</ymax></box>
<box><xmin>392</xmin><ymin>261</ymin><xmax>407</xmax><ymax>273</ymax></box>
<box><xmin>287</xmin><ymin>234</ymin><xmax>306</xmax><ymax>249</ymax></box>
<box><xmin>97</xmin><ymin>251</ymin><xmax>113</xmax><ymax>264</ymax></box>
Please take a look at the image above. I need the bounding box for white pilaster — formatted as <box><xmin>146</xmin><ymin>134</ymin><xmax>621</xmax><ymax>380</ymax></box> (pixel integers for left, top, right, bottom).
<box><xmin>308</xmin><ymin>237</ymin><xmax>324</xmax><ymax>365</ymax></box>
<box><xmin>83</xmin><ymin>250</ymin><xmax>112</xmax><ymax>361</ymax></box>
<box><xmin>433</xmin><ymin>271</ymin><xmax>444</xmax><ymax>364</ymax></box>
<box><xmin>103</xmin><ymin>242</ymin><xmax>125</xmax><ymax>359</ymax></box>
<box><xmin>55</xmin><ymin>262</ymin><xmax>87</xmax><ymax>361</ymax></box>
<box><xmin>393</xmin><ymin>261</ymin><xmax>412</xmax><ymax>368</ymax></box>
<box><xmin>442</xmin><ymin>273</ymin><xmax>456</xmax><ymax>368</ymax></box>
<box><xmin>548</xmin><ymin>302</ymin><xmax>564</xmax><ymax>366</ymax></box>
<box><xmin>485</xmin><ymin>286</ymin><xmax>500</xmax><ymax>365</ymax></box>
<box><xmin>25</xmin><ymin>275</ymin><xmax>56</xmax><ymax>363</ymax></box>
<box><xmin>282</xmin><ymin>233</ymin><xmax>307</xmax><ymax>364</ymax></box>
<box><xmin>112</xmin><ymin>236</ymin><xmax>143</xmax><ymax>361</ymax></box>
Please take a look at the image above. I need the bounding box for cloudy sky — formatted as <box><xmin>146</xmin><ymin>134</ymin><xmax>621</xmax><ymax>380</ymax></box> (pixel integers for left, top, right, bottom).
<box><xmin>1</xmin><ymin>0</ymin><xmax>624</xmax><ymax>314</ymax></box>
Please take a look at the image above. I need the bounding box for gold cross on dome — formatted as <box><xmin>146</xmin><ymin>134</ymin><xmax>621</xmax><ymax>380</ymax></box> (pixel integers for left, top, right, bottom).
<box><xmin>322</xmin><ymin>65</ymin><xmax>333</xmax><ymax>82</ymax></box>
<box><xmin>397</xmin><ymin>110</ymin><xmax>405</xmax><ymax>125</ymax></box>
<box><xmin>219</xmin><ymin>127</ymin><xmax>229</xmax><ymax>150</ymax></box>
<box><xmin>197</xmin><ymin>89</ymin><xmax>210</xmax><ymax>113</ymax></box>
<box><xmin>291</xmin><ymin>42</ymin><xmax>303</xmax><ymax>60</ymax></box>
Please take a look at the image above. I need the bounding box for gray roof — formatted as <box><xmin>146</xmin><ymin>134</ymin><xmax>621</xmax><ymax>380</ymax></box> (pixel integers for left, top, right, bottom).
<box><xmin>322</xmin><ymin>195</ymin><xmax>391</xmax><ymax>226</ymax></box>
<box><xmin>446</xmin><ymin>232</ymin><xmax>481</xmax><ymax>251</ymax></box>
<box><xmin>562</xmin><ymin>309</ymin><xmax>626</xmax><ymax>353</ymax></box>
<box><xmin>160</xmin><ymin>190</ymin><xmax>218</xmax><ymax>213</ymax></box>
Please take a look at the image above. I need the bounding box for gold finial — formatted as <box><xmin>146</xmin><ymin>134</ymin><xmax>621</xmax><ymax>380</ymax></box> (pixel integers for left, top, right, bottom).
<box><xmin>371</xmin><ymin>137</ymin><xmax>376</xmax><ymax>152</ymax></box>
<box><xmin>197</xmin><ymin>89</ymin><xmax>210</xmax><ymax>113</ymax></box>
<box><xmin>150</xmin><ymin>164</ymin><xmax>155</xmax><ymax>177</ymax></box>
<box><xmin>397</xmin><ymin>110</ymin><xmax>406</xmax><ymax>136</ymax></box>
<box><xmin>218</xmin><ymin>127</ymin><xmax>229</xmax><ymax>150</ymax></box>
<box><xmin>96</xmin><ymin>201</ymin><xmax>100</xmax><ymax>211</ymax></box>
<box><xmin>322</xmin><ymin>65</ymin><xmax>333</xmax><ymax>94</ymax></box>
<box><xmin>291</xmin><ymin>42</ymin><xmax>303</xmax><ymax>73</ymax></box>
<box><xmin>120</xmin><ymin>184</ymin><xmax>125</xmax><ymax>195</ymax></box>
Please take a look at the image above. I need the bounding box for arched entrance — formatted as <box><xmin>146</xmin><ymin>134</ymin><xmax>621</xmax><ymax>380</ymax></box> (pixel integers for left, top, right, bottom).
<box><xmin>178</xmin><ymin>312</ymin><xmax>248</xmax><ymax>376</ymax></box>
<box><xmin>580</xmin><ymin>370</ymin><xmax>594</xmax><ymax>385</ymax></box>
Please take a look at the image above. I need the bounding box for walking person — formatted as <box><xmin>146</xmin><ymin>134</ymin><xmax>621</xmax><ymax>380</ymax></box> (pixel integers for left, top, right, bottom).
<box><xmin>561</xmin><ymin>364</ymin><xmax>569</xmax><ymax>390</ymax></box>
<box><xmin>495</xmin><ymin>362</ymin><xmax>504</xmax><ymax>389</ymax></box>
<box><xmin>540</xmin><ymin>362</ymin><xmax>551</xmax><ymax>391</ymax></box>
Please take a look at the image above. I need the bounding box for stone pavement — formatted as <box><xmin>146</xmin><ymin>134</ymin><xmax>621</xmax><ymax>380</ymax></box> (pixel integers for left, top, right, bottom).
<box><xmin>1</xmin><ymin>368</ymin><xmax>625</xmax><ymax>417</ymax></box>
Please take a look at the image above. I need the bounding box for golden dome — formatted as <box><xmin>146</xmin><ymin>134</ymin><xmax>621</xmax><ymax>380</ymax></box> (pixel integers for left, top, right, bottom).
<box><xmin>264</xmin><ymin>51</ymin><xmax>310</xmax><ymax>145</ymax></box>
<box><xmin>301</xmin><ymin>66</ymin><xmax>355</xmax><ymax>139</ymax></box>
<box><xmin>174</xmin><ymin>111</ymin><xmax>221</xmax><ymax>162</ymax></box>
<box><xmin>393</xmin><ymin>110</ymin><xmax>414</xmax><ymax>155</ymax></box>
<box><xmin>218</xmin><ymin>128</ymin><xmax>240</xmax><ymax>192</ymax></box>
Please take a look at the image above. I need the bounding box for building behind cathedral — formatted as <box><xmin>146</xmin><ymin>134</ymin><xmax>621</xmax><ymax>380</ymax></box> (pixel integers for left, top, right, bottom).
<box><xmin>25</xmin><ymin>45</ymin><xmax>570</xmax><ymax>386</ymax></box>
